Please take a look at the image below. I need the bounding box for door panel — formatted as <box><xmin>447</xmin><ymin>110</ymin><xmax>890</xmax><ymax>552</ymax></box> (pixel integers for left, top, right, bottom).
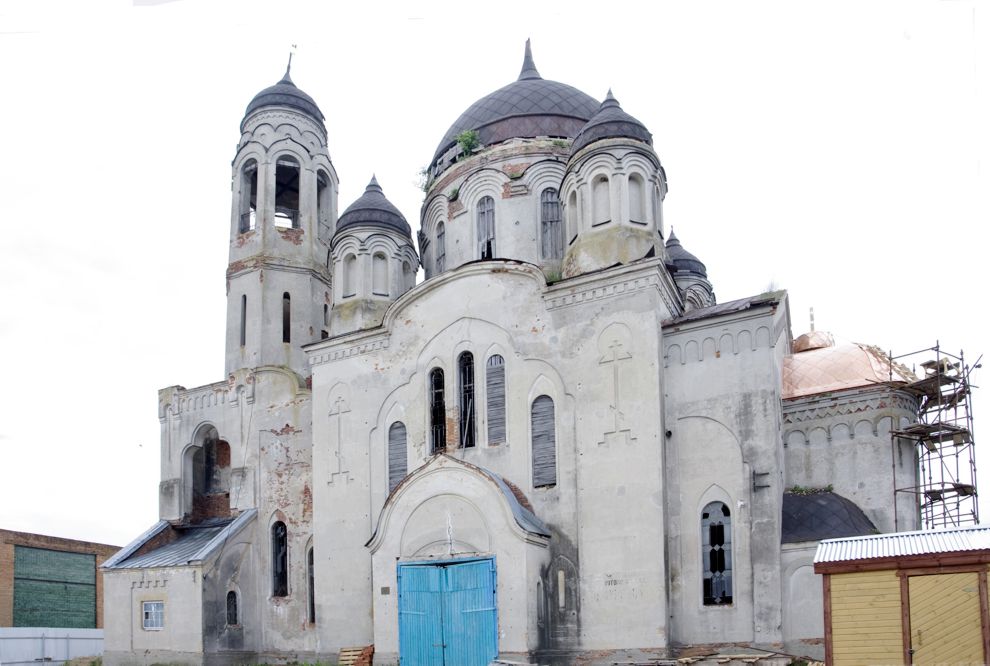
<box><xmin>398</xmin><ymin>565</ymin><xmax>444</xmax><ymax>666</ymax></box>
<box><xmin>909</xmin><ymin>572</ymin><xmax>984</xmax><ymax>665</ymax></box>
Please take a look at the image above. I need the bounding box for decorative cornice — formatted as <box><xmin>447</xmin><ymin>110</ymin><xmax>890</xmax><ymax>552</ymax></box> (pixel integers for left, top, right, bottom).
<box><xmin>544</xmin><ymin>259</ymin><xmax>679</xmax><ymax>314</ymax></box>
<box><xmin>783</xmin><ymin>388</ymin><xmax>918</xmax><ymax>425</ymax></box>
<box><xmin>309</xmin><ymin>335</ymin><xmax>390</xmax><ymax>366</ymax></box>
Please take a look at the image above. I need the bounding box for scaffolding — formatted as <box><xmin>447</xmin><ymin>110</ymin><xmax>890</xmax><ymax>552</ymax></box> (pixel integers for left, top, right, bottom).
<box><xmin>891</xmin><ymin>343</ymin><xmax>980</xmax><ymax>529</ymax></box>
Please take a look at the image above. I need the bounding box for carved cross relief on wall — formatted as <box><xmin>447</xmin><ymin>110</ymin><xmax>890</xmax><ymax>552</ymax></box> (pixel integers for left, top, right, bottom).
<box><xmin>328</xmin><ymin>394</ymin><xmax>353</xmax><ymax>484</ymax></box>
<box><xmin>598</xmin><ymin>323</ymin><xmax>637</xmax><ymax>447</ymax></box>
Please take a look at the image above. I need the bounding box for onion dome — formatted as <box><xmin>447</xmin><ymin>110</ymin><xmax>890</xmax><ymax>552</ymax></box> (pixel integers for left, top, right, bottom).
<box><xmin>665</xmin><ymin>230</ymin><xmax>707</xmax><ymax>277</ymax></box>
<box><xmin>783</xmin><ymin>337</ymin><xmax>916</xmax><ymax>400</ymax></box>
<box><xmin>570</xmin><ymin>90</ymin><xmax>653</xmax><ymax>156</ymax></box>
<box><xmin>242</xmin><ymin>64</ymin><xmax>325</xmax><ymax>131</ymax></box>
<box><xmin>334</xmin><ymin>176</ymin><xmax>411</xmax><ymax>238</ymax></box>
<box><xmin>431</xmin><ymin>40</ymin><xmax>599</xmax><ymax>165</ymax></box>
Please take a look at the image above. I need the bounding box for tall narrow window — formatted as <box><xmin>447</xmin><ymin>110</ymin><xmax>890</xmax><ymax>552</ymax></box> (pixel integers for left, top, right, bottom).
<box><xmin>477</xmin><ymin>196</ymin><xmax>495</xmax><ymax>259</ymax></box>
<box><xmin>323</xmin><ymin>303</ymin><xmax>329</xmax><ymax>327</ymax></box>
<box><xmin>239</xmin><ymin>295</ymin><xmax>247</xmax><ymax>347</ymax></box>
<box><xmin>282</xmin><ymin>292</ymin><xmax>291</xmax><ymax>343</ymax></box>
<box><xmin>388</xmin><ymin>422</ymin><xmax>408</xmax><ymax>491</ymax></box>
<box><xmin>629</xmin><ymin>174</ymin><xmax>646</xmax><ymax>224</ymax></box>
<box><xmin>271</xmin><ymin>521</ymin><xmax>288</xmax><ymax>597</ymax></box>
<box><xmin>458</xmin><ymin>353</ymin><xmax>476</xmax><ymax>448</ymax></box>
<box><xmin>372</xmin><ymin>253</ymin><xmax>388</xmax><ymax>296</ymax></box>
<box><xmin>435</xmin><ymin>222</ymin><xmax>446</xmax><ymax>273</ymax></box>
<box><xmin>226</xmin><ymin>591</ymin><xmax>238</xmax><ymax>626</ymax></box>
<box><xmin>317</xmin><ymin>169</ymin><xmax>332</xmax><ymax>242</ymax></box>
<box><xmin>567</xmin><ymin>190</ymin><xmax>579</xmax><ymax>241</ymax></box>
<box><xmin>343</xmin><ymin>254</ymin><xmax>357</xmax><ymax>297</ymax></box>
<box><xmin>486</xmin><ymin>355</ymin><xmax>506</xmax><ymax>445</ymax></box>
<box><xmin>593</xmin><ymin>176</ymin><xmax>610</xmax><ymax>226</ymax></box>
<box><xmin>274</xmin><ymin>156</ymin><xmax>301</xmax><ymax>229</ymax></box>
<box><xmin>540</xmin><ymin>188</ymin><xmax>563</xmax><ymax>260</ymax></box>
<box><xmin>702</xmin><ymin>502</ymin><xmax>733</xmax><ymax>605</ymax></box>
<box><xmin>402</xmin><ymin>261</ymin><xmax>413</xmax><ymax>292</ymax></box>
<box><xmin>531</xmin><ymin>395</ymin><xmax>556</xmax><ymax>487</ymax></box>
<box><xmin>239</xmin><ymin>160</ymin><xmax>258</xmax><ymax>233</ymax></box>
<box><xmin>307</xmin><ymin>548</ymin><xmax>315</xmax><ymax>623</ymax></box>
<box><xmin>429</xmin><ymin>369</ymin><xmax>446</xmax><ymax>453</ymax></box>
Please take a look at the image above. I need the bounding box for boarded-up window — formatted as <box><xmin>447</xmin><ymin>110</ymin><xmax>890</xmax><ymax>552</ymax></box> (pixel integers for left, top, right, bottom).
<box><xmin>477</xmin><ymin>196</ymin><xmax>495</xmax><ymax>259</ymax></box>
<box><xmin>531</xmin><ymin>395</ymin><xmax>556</xmax><ymax>487</ymax></box>
<box><xmin>702</xmin><ymin>502</ymin><xmax>732</xmax><ymax>605</ymax></box>
<box><xmin>372</xmin><ymin>253</ymin><xmax>388</xmax><ymax>296</ymax></box>
<box><xmin>317</xmin><ymin>169</ymin><xmax>332</xmax><ymax>242</ymax></box>
<box><xmin>343</xmin><ymin>254</ymin><xmax>357</xmax><ymax>297</ymax></box>
<box><xmin>593</xmin><ymin>176</ymin><xmax>610</xmax><ymax>226</ymax></box>
<box><xmin>13</xmin><ymin>546</ymin><xmax>96</xmax><ymax>628</ymax></box>
<box><xmin>458</xmin><ymin>352</ymin><xmax>476</xmax><ymax>448</ymax></box>
<box><xmin>541</xmin><ymin>188</ymin><xmax>563</xmax><ymax>259</ymax></box>
<box><xmin>629</xmin><ymin>174</ymin><xmax>645</xmax><ymax>224</ymax></box>
<box><xmin>272</xmin><ymin>521</ymin><xmax>288</xmax><ymax>597</ymax></box>
<box><xmin>430</xmin><ymin>369</ymin><xmax>446</xmax><ymax>453</ymax></box>
<box><xmin>388</xmin><ymin>422</ymin><xmax>407</xmax><ymax>492</ymax></box>
<box><xmin>486</xmin><ymin>355</ymin><xmax>506</xmax><ymax>445</ymax></box>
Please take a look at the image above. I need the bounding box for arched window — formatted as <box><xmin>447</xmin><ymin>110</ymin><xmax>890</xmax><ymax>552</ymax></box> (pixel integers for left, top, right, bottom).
<box><xmin>271</xmin><ymin>521</ymin><xmax>288</xmax><ymax>597</ymax></box>
<box><xmin>317</xmin><ymin>169</ymin><xmax>332</xmax><ymax>242</ymax></box>
<box><xmin>402</xmin><ymin>261</ymin><xmax>413</xmax><ymax>292</ymax></box>
<box><xmin>307</xmin><ymin>547</ymin><xmax>315</xmax><ymax>623</ymax></box>
<box><xmin>629</xmin><ymin>174</ymin><xmax>645</xmax><ymax>224</ymax></box>
<box><xmin>458</xmin><ymin>352</ymin><xmax>476</xmax><ymax>448</ymax></box>
<box><xmin>372</xmin><ymin>253</ymin><xmax>388</xmax><ymax>296</ymax></box>
<box><xmin>226</xmin><ymin>590</ymin><xmax>238</xmax><ymax>626</ymax></box>
<box><xmin>435</xmin><ymin>222</ymin><xmax>446</xmax><ymax>273</ymax></box>
<box><xmin>593</xmin><ymin>176</ymin><xmax>610</xmax><ymax>226</ymax></box>
<box><xmin>541</xmin><ymin>188</ymin><xmax>563</xmax><ymax>260</ymax></box>
<box><xmin>477</xmin><ymin>196</ymin><xmax>495</xmax><ymax>260</ymax></box>
<box><xmin>239</xmin><ymin>295</ymin><xmax>247</xmax><ymax>347</ymax></box>
<box><xmin>702</xmin><ymin>502</ymin><xmax>732</xmax><ymax>605</ymax></box>
<box><xmin>282</xmin><ymin>292</ymin><xmax>291</xmax><ymax>343</ymax></box>
<box><xmin>531</xmin><ymin>395</ymin><xmax>556</xmax><ymax>487</ymax></box>
<box><xmin>238</xmin><ymin>160</ymin><xmax>258</xmax><ymax>234</ymax></box>
<box><xmin>323</xmin><ymin>303</ymin><xmax>329</xmax><ymax>327</ymax></box>
<box><xmin>343</xmin><ymin>254</ymin><xmax>357</xmax><ymax>297</ymax></box>
<box><xmin>567</xmin><ymin>190</ymin><xmax>579</xmax><ymax>241</ymax></box>
<box><xmin>388</xmin><ymin>422</ymin><xmax>407</xmax><ymax>492</ymax></box>
<box><xmin>429</xmin><ymin>369</ymin><xmax>446</xmax><ymax>453</ymax></box>
<box><xmin>486</xmin><ymin>355</ymin><xmax>506</xmax><ymax>445</ymax></box>
<box><xmin>274</xmin><ymin>156</ymin><xmax>300</xmax><ymax>229</ymax></box>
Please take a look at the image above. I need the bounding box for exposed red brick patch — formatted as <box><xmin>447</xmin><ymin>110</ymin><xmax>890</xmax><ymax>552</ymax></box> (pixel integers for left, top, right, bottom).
<box><xmin>271</xmin><ymin>423</ymin><xmax>302</xmax><ymax>436</ymax></box>
<box><xmin>277</xmin><ymin>227</ymin><xmax>304</xmax><ymax>245</ymax></box>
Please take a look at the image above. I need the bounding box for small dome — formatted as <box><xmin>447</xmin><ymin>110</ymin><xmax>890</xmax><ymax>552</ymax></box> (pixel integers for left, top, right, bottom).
<box><xmin>334</xmin><ymin>176</ymin><xmax>411</xmax><ymax>238</ymax></box>
<box><xmin>242</xmin><ymin>66</ymin><xmax>325</xmax><ymax>131</ymax></box>
<box><xmin>431</xmin><ymin>41</ymin><xmax>599</xmax><ymax>166</ymax></box>
<box><xmin>783</xmin><ymin>339</ymin><xmax>916</xmax><ymax>399</ymax></box>
<box><xmin>569</xmin><ymin>90</ymin><xmax>653</xmax><ymax>156</ymax></box>
<box><xmin>665</xmin><ymin>230</ymin><xmax>707</xmax><ymax>277</ymax></box>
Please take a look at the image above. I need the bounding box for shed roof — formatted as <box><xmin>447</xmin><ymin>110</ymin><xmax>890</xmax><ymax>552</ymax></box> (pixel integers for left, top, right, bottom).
<box><xmin>814</xmin><ymin>525</ymin><xmax>990</xmax><ymax>565</ymax></box>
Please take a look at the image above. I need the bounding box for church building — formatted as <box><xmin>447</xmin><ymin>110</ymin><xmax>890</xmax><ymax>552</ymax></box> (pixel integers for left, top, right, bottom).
<box><xmin>101</xmin><ymin>43</ymin><xmax>923</xmax><ymax>665</ymax></box>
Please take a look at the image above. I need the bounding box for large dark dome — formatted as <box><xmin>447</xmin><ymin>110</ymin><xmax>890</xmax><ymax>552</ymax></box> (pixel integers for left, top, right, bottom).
<box><xmin>431</xmin><ymin>41</ymin><xmax>599</xmax><ymax>166</ymax></box>
<box><xmin>242</xmin><ymin>66</ymin><xmax>325</xmax><ymax>131</ymax></box>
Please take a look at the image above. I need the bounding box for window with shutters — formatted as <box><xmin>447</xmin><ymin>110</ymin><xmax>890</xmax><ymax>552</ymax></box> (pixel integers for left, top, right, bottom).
<box><xmin>272</xmin><ymin>521</ymin><xmax>288</xmax><ymax>597</ymax></box>
<box><xmin>531</xmin><ymin>395</ymin><xmax>556</xmax><ymax>487</ymax></box>
<box><xmin>486</xmin><ymin>355</ymin><xmax>506</xmax><ymax>445</ymax></box>
<box><xmin>435</xmin><ymin>222</ymin><xmax>446</xmax><ymax>272</ymax></box>
<box><xmin>388</xmin><ymin>422</ymin><xmax>407</xmax><ymax>491</ymax></box>
<box><xmin>226</xmin><ymin>591</ymin><xmax>238</xmax><ymax>626</ymax></box>
<box><xmin>540</xmin><ymin>188</ymin><xmax>563</xmax><ymax>259</ymax></box>
<box><xmin>702</xmin><ymin>502</ymin><xmax>732</xmax><ymax>605</ymax></box>
<box><xmin>477</xmin><ymin>196</ymin><xmax>495</xmax><ymax>259</ymax></box>
<box><xmin>429</xmin><ymin>369</ymin><xmax>446</xmax><ymax>453</ymax></box>
<box><xmin>458</xmin><ymin>352</ymin><xmax>476</xmax><ymax>448</ymax></box>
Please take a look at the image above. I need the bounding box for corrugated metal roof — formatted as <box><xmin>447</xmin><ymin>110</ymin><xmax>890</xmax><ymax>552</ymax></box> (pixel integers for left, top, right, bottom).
<box><xmin>104</xmin><ymin>510</ymin><xmax>256</xmax><ymax>570</ymax></box>
<box><xmin>814</xmin><ymin>525</ymin><xmax>990</xmax><ymax>564</ymax></box>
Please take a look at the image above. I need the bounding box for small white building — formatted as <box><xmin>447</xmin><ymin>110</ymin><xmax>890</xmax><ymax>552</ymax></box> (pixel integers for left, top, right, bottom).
<box><xmin>102</xmin><ymin>43</ymin><xmax>923</xmax><ymax>665</ymax></box>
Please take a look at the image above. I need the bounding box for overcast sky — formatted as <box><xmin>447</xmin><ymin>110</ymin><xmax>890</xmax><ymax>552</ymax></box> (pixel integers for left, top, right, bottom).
<box><xmin>0</xmin><ymin>0</ymin><xmax>987</xmax><ymax>546</ymax></box>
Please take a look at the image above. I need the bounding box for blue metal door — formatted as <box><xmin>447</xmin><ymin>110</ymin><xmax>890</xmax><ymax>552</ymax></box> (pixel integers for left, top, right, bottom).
<box><xmin>398</xmin><ymin>557</ymin><xmax>497</xmax><ymax>666</ymax></box>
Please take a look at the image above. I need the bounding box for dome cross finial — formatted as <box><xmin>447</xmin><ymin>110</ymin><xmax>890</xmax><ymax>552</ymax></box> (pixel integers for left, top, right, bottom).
<box><xmin>282</xmin><ymin>45</ymin><xmax>297</xmax><ymax>83</ymax></box>
<box><xmin>518</xmin><ymin>38</ymin><xmax>542</xmax><ymax>81</ymax></box>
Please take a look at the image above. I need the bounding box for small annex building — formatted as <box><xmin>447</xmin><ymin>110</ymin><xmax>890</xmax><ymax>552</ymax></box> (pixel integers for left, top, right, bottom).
<box><xmin>814</xmin><ymin>526</ymin><xmax>990</xmax><ymax>666</ymax></box>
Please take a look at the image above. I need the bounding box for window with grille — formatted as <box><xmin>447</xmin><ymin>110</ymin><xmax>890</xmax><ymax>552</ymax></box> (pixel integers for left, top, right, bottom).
<box><xmin>458</xmin><ymin>352</ymin><xmax>476</xmax><ymax>448</ymax></box>
<box><xmin>477</xmin><ymin>196</ymin><xmax>495</xmax><ymax>259</ymax></box>
<box><xmin>531</xmin><ymin>395</ymin><xmax>556</xmax><ymax>487</ymax></box>
<box><xmin>541</xmin><ymin>188</ymin><xmax>563</xmax><ymax>259</ymax></box>
<box><xmin>429</xmin><ymin>369</ymin><xmax>446</xmax><ymax>453</ymax></box>
<box><xmin>702</xmin><ymin>502</ymin><xmax>732</xmax><ymax>605</ymax></box>
<box><xmin>226</xmin><ymin>591</ymin><xmax>238</xmax><ymax>626</ymax></box>
<box><xmin>486</xmin><ymin>355</ymin><xmax>506</xmax><ymax>445</ymax></box>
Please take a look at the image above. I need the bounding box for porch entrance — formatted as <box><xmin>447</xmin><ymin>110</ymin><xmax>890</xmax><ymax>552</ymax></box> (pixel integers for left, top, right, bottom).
<box><xmin>397</xmin><ymin>557</ymin><xmax>497</xmax><ymax>666</ymax></box>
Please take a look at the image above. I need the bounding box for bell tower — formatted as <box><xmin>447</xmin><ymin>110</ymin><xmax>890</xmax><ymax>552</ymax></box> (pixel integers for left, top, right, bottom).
<box><xmin>225</xmin><ymin>62</ymin><xmax>338</xmax><ymax>378</ymax></box>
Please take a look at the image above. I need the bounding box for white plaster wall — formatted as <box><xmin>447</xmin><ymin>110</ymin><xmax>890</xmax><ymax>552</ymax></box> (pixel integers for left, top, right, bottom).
<box><xmin>780</xmin><ymin>543</ymin><xmax>825</xmax><ymax>661</ymax></box>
